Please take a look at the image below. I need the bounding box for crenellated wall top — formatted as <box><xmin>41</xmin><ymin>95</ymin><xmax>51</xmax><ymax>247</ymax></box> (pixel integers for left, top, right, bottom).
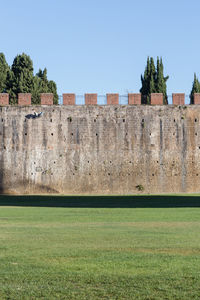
<box><xmin>0</xmin><ymin>92</ymin><xmax>200</xmax><ymax>106</ymax></box>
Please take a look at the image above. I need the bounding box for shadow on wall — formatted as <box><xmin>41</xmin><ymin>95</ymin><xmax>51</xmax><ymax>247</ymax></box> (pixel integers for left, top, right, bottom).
<box><xmin>0</xmin><ymin>195</ymin><xmax>200</xmax><ymax>208</ymax></box>
<box><xmin>0</xmin><ymin>141</ymin><xmax>4</xmax><ymax>194</ymax></box>
<box><xmin>0</xmin><ymin>169</ymin><xmax>3</xmax><ymax>194</ymax></box>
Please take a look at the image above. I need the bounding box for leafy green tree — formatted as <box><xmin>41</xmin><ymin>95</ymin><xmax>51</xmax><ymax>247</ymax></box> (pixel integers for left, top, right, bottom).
<box><xmin>4</xmin><ymin>53</ymin><xmax>58</xmax><ymax>104</ymax></box>
<box><xmin>5</xmin><ymin>69</ymin><xmax>16</xmax><ymax>103</ymax></box>
<box><xmin>10</xmin><ymin>53</ymin><xmax>34</xmax><ymax>103</ymax></box>
<box><xmin>33</xmin><ymin>68</ymin><xmax>58</xmax><ymax>104</ymax></box>
<box><xmin>0</xmin><ymin>53</ymin><xmax>10</xmax><ymax>93</ymax></box>
<box><xmin>36</xmin><ymin>68</ymin><xmax>49</xmax><ymax>91</ymax></box>
<box><xmin>140</xmin><ymin>57</ymin><xmax>169</xmax><ymax>104</ymax></box>
<box><xmin>47</xmin><ymin>80</ymin><xmax>58</xmax><ymax>104</ymax></box>
<box><xmin>190</xmin><ymin>73</ymin><xmax>200</xmax><ymax>104</ymax></box>
<box><xmin>31</xmin><ymin>75</ymin><xmax>42</xmax><ymax>105</ymax></box>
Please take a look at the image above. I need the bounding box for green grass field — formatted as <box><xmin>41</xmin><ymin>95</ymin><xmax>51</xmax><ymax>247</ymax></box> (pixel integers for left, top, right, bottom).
<box><xmin>0</xmin><ymin>195</ymin><xmax>200</xmax><ymax>299</ymax></box>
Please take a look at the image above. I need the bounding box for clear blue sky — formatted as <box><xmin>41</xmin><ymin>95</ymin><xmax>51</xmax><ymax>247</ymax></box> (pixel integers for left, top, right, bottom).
<box><xmin>1</xmin><ymin>0</ymin><xmax>200</xmax><ymax>103</ymax></box>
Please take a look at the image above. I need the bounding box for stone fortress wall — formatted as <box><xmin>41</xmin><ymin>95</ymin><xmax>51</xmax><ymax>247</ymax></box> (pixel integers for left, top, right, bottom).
<box><xmin>1</xmin><ymin>92</ymin><xmax>200</xmax><ymax>194</ymax></box>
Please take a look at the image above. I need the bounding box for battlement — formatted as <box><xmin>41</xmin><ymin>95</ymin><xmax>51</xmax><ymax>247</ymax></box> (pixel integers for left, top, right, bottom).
<box><xmin>1</xmin><ymin>92</ymin><xmax>200</xmax><ymax>106</ymax></box>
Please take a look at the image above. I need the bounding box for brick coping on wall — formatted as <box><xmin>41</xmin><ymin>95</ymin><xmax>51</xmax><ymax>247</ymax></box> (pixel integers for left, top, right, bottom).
<box><xmin>0</xmin><ymin>92</ymin><xmax>198</xmax><ymax>106</ymax></box>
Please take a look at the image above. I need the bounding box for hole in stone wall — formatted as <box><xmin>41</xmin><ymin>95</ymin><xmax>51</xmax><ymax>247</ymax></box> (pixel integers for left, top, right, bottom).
<box><xmin>89</xmin><ymin>173</ymin><xmax>91</xmax><ymax>175</ymax></box>
<box><xmin>96</xmin><ymin>133</ymin><xmax>98</xmax><ymax>136</ymax></box>
<box><xmin>149</xmin><ymin>133</ymin><xmax>151</xmax><ymax>136</ymax></box>
<box><xmin>197</xmin><ymin>174</ymin><xmax>199</xmax><ymax>176</ymax></box>
<box><xmin>34</xmin><ymin>162</ymin><xmax>36</xmax><ymax>164</ymax></box>
<box><xmin>94</xmin><ymin>119</ymin><xmax>96</xmax><ymax>122</ymax></box>
<box><xmin>67</xmin><ymin>117</ymin><xmax>72</xmax><ymax>122</ymax></box>
<box><xmin>1</xmin><ymin>119</ymin><xmax>3</xmax><ymax>122</ymax></box>
<box><xmin>195</xmin><ymin>133</ymin><xmax>198</xmax><ymax>136</ymax></box>
<box><xmin>129</xmin><ymin>161</ymin><xmax>132</xmax><ymax>163</ymax></box>
<box><xmin>195</xmin><ymin>118</ymin><xmax>198</xmax><ymax>122</ymax></box>
<box><xmin>123</xmin><ymin>119</ymin><xmax>125</xmax><ymax>122</ymax></box>
<box><xmin>50</xmin><ymin>119</ymin><xmax>52</xmax><ymax>122</ymax></box>
<box><xmin>152</xmin><ymin>174</ymin><xmax>154</xmax><ymax>176</ymax></box>
<box><xmin>157</xmin><ymin>161</ymin><xmax>159</xmax><ymax>163</ymax></box>
<box><xmin>141</xmin><ymin>119</ymin><xmax>145</xmax><ymax>128</ymax></box>
<box><xmin>199</xmin><ymin>146</ymin><xmax>200</xmax><ymax>149</ymax></box>
<box><xmin>51</xmin><ymin>173</ymin><xmax>53</xmax><ymax>176</ymax></box>
<box><xmin>73</xmin><ymin>173</ymin><xmax>75</xmax><ymax>175</ymax></box>
<box><xmin>174</xmin><ymin>119</ymin><xmax>176</xmax><ymax>122</ymax></box>
<box><xmin>54</xmin><ymin>161</ymin><xmax>56</xmax><ymax>164</ymax></box>
<box><xmin>71</xmin><ymin>133</ymin><xmax>73</xmax><ymax>136</ymax></box>
<box><xmin>31</xmin><ymin>173</ymin><xmax>33</xmax><ymax>175</ymax></box>
<box><xmin>25</xmin><ymin>133</ymin><xmax>27</xmax><ymax>136</ymax></box>
<box><xmin>4</xmin><ymin>146</ymin><xmax>6</xmax><ymax>150</ymax></box>
<box><xmin>108</xmin><ymin>173</ymin><xmax>110</xmax><ymax>175</ymax></box>
<box><xmin>88</xmin><ymin>161</ymin><xmax>90</xmax><ymax>163</ymax></box>
<box><xmin>110</xmin><ymin>161</ymin><xmax>112</xmax><ymax>163</ymax></box>
<box><xmin>173</xmin><ymin>132</ymin><xmax>175</xmax><ymax>135</ymax></box>
<box><xmin>51</xmin><ymin>133</ymin><xmax>53</xmax><ymax>136</ymax></box>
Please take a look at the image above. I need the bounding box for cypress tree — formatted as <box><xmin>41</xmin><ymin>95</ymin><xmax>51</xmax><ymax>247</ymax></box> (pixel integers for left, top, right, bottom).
<box><xmin>149</xmin><ymin>73</ymin><xmax>155</xmax><ymax>94</ymax></box>
<box><xmin>150</xmin><ymin>57</ymin><xmax>156</xmax><ymax>78</ymax></box>
<box><xmin>140</xmin><ymin>57</ymin><xmax>169</xmax><ymax>104</ymax></box>
<box><xmin>190</xmin><ymin>73</ymin><xmax>200</xmax><ymax>104</ymax></box>
<box><xmin>155</xmin><ymin>57</ymin><xmax>169</xmax><ymax>104</ymax></box>
<box><xmin>140</xmin><ymin>57</ymin><xmax>151</xmax><ymax>104</ymax></box>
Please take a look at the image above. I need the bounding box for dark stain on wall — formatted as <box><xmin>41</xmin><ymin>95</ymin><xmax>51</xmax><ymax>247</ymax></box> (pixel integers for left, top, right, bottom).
<box><xmin>181</xmin><ymin>122</ymin><xmax>187</xmax><ymax>192</ymax></box>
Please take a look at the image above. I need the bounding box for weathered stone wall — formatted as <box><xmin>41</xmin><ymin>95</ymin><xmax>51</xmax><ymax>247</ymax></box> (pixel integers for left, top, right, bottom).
<box><xmin>0</xmin><ymin>104</ymin><xmax>200</xmax><ymax>194</ymax></box>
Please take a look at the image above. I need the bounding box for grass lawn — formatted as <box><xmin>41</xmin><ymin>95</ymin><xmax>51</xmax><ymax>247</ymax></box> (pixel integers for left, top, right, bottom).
<box><xmin>0</xmin><ymin>195</ymin><xmax>200</xmax><ymax>299</ymax></box>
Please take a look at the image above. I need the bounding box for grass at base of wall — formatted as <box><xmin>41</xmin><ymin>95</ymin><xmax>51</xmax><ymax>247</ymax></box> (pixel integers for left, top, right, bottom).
<box><xmin>0</xmin><ymin>195</ymin><xmax>200</xmax><ymax>299</ymax></box>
